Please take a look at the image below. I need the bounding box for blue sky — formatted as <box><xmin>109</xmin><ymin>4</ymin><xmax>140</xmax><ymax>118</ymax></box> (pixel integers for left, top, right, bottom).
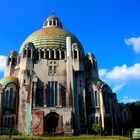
<box><xmin>0</xmin><ymin>0</ymin><xmax>140</xmax><ymax>102</ymax></box>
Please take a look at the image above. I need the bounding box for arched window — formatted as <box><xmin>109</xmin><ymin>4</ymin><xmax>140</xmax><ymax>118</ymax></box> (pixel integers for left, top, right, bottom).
<box><xmin>56</xmin><ymin>50</ymin><xmax>59</xmax><ymax>59</ymax></box>
<box><xmin>46</xmin><ymin>50</ymin><xmax>49</xmax><ymax>59</ymax></box>
<box><xmin>61</xmin><ymin>51</ymin><xmax>65</xmax><ymax>59</ymax></box>
<box><xmin>61</xmin><ymin>86</ymin><xmax>66</xmax><ymax>107</ymax></box>
<box><xmin>74</xmin><ymin>50</ymin><xmax>77</xmax><ymax>59</ymax></box>
<box><xmin>51</xmin><ymin>50</ymin><xmax>54</xmax><ymax>59</ymax></box>
<box><xmin>87</xmin><ymin>59</ymin><xmax>92</xmax><ymax>71</ymax></box>
<box><xmin>50</xmin><ymin>20</ymin><xmax>52</xmax><ymax>25</ymax></box>
<box><xmin>36</xmin><ymin>80</ymin><xmax>43</xmax><ymax>107</ymax></box>
<box><xmin>95</xmin><ymin>91</ymin><xmax>99</xmax><ymax>107</ymax></box>
<box><xmin>41</xmin><ymin>50</ymin><xmax>44</xmax><ymax>58</ymax></box>
<box><xmin>36</xmin><ymin>50</ymin><xmax>39</xmax><ymax>60</ymax></box>
<box><xmin>95</xmin><ymin>116</ymin><xmax>99</xmax><ymax>124</ymax></box>
<box><xmin>47</xmin><ymin>81</ymin><xmax>58</xmax><ymax>107</ymax></box>
<box><xmin>54</xmin><ymin>20</ymin><xmax>56</xmax><ymax>26</ymax></box>
<box><xmin>3</xmin><ymin>88</ymin><xmax>15</xmax><ymax>109</ymax></box>
<box><xmin>23</xmin><ymin>49</ymin><xmax>27</xmax><ymax>58</ymax></box>
<box><xmin>28</xmin><ymin>49</ymin><xmax>31</xmax><ymax>58</ymax></box>
<box><xmin>11</xmin><ymin>58</ymin><xmax>16</xmax><ymax>66</ymax></box>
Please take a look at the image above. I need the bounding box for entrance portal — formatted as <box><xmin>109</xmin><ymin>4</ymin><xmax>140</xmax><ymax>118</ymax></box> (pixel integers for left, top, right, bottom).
<box><xmin>44</xmin><ymin>112</ymin><xmax>60</xmax><ymax>135</ymax></box>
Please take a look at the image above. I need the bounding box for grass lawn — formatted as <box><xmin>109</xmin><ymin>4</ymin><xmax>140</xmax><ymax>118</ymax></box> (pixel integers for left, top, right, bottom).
<box><xmin>0</xmin><ymin>135</ymin><xmax>130</xmax><ymax>140</ymax></box>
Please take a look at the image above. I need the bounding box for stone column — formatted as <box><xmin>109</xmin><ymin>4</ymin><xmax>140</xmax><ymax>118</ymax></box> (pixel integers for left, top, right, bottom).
<box><xmin>59</xmin><ymin>50</ymin><xmax>62</xmax><ymax>59</ymax></box>
<box><xmin>33</xmin><ymin>82</ymin><xmax>37</xmax><ymax>108</ymax></box>
<box><xmin>49</xmin><ymin>49</ymin><xmax>51</xmax><ymax>59</ymax></box>
<box><xmin>66</xmin><ymin>36</ymin><xmax>73</xmax><ymax>107</ymax></box>
<box><xmin>54</xmin><ymin>49</ymin><xmax>56</xmax><ymax>59</ymax></box>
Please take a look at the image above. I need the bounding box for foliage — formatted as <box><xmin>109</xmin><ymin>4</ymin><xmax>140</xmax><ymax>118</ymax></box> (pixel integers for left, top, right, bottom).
<box><xmin>0</xmin><ymin>135</ymin><xmax>130</xmax><ymax>140</ymax></box>
<box><xmin>91</xmin><ymin>124</ymin><xmax>101</xmax><ymax>135</ymax></box>
<box><xmin>127</xmin><ymin>101</ymin><xmax>140</xmax><ymax>128</ymax></box>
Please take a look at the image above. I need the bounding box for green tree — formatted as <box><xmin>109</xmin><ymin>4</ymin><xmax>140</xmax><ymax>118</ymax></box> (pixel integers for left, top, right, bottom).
<box><xmin>91</xmin><ymin>124</ymin><xmax>101</xmax><ymax>135</ymax></box>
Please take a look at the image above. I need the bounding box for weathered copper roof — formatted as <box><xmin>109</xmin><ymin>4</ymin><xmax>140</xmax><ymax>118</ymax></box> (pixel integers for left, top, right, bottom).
<box><xmin>0</xmin><ymin>76</ymin><xmax>18</xmax><ymax>86</ymax></box>
<box><xmin>19</xmin><ymin>27</ymin><xmax>84</xmax><ymax>53</ymax></box>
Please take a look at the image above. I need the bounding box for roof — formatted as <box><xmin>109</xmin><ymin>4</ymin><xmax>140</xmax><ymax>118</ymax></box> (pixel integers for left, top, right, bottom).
<box><xmin>88</xmin><ymin>78</ymin><xmax>113</xmax><ymax>93</ymax></box>
<box><xmin>0</xmin><ymin>76</ymin><xmax>18</xmax><ymax>86</ymax></box>
<box><xmin>19</xmin><ymin>27</ymin><xmax>84</xmax><ymax>53</ymax></box>
<box><xmin>88</xmin><ymin>78</ymin><xmax>105</xmax><ymax>87</ymax></box>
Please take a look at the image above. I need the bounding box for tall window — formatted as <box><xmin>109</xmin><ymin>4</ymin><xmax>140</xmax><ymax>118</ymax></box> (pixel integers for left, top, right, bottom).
<box><xmin>51</xmin><ymin>50</ymin><xmax>54</xmax><ymax>59</ymax></box>
<box><xmin>74</xmin><ymin>50</ymin><xmax>77</xmax><ymax>59</ymax></box>
<box><xmin>61</xmin><ymin>51</ymin><xmax>65</xmax><ymax>59</ymax></box>
<box><xmin>23</xmin><ymin>50</ymin><xmax>27</xmax><ymax>58</ymax></box>
<box><xmin>95</xmin><ymin>91</ymin><xmax>99</xmax><ymax>107</ymax></box>
<box><xmin>46</xmin><ymin>50</ymin><xmax>49</xmax><ymax>59</ymax></box>
<box><xmin>36</xmin><ymin>80</ymin><xmax>43</xmax><ymax>107</ymax></box>
<box><xmin>55</xmin><ymin>82</ymin><xmax>58</xmax><ymax>106</ymax></box>
<box><xmin>47</xmin><ymin>81</ymin><xmax>58</xmax><ymax>107</ymax></box>
<box><xmin>11</xmin><ymin>58</ymin><xmax>16</xmax><ymax>66</ymax></box>
<box><xmin>36</xmin><ymin>50</ymin><xmax>39</xmax><ymax>60</ymax></box>
<box><xmin>28</xmin><ymin>49</ymin><xmax>31</xmax><ymax>58</ymax></box>
<box><xmin>41</xmin><ymin>50</ymin><xmax>44</xmax><ymax>58</ymax></box>
<box><xmin>56</xmin><ymin>50</ymin><xmax>59</xmax><ymax>59</ymax></box>
<box><xmin>61</xmin><ymin>86</ymin><xmax>66</xmax><ymax>107</ymax></box>
<box><xmin>47</xmin><ymin>81</ymin><xmax>51</xmax><ymax>107</ymax></box>
<box><xmin>4</xmin><ymin>88</ymin><xmax>14</xmax><ymax>109</ymax></box>
<box><xmin>95</xmin><ymin>116</ymin><xmax>99</xmax><ymax>124</ymax></box>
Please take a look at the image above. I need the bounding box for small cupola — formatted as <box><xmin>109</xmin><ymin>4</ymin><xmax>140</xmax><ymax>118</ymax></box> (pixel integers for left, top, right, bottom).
<box><xmin>43</xmin><ymin>12</ymin><xmax>63</xmax><ymax>28</ymax></box>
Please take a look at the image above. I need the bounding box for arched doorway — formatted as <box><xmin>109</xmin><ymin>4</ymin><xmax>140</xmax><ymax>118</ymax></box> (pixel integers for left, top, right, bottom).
<box><xmin>44</xmin><ymin>112</ymin><xmax>61</xmax><ymax>135</ymax></box>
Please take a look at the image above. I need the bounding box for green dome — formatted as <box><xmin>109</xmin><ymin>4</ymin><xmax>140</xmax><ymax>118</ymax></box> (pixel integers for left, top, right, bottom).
<box><xmin>19</xmin><ymin>27</ymin><xmax>84</xmax><ymax>53</ymax></box>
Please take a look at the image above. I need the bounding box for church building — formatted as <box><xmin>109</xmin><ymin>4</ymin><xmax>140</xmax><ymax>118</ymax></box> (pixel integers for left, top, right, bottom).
<box><xmin>0</xmin><ymin>14</ymin><xmax>121</xmax><ymax>135</ymax></box>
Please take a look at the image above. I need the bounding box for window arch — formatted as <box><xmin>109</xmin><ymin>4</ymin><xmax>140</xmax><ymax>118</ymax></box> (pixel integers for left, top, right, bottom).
<box><xmin>61</xmin><ymin>51</ymin><xmax>65</xmax><ymax>59</ymax></box>
<box><xmin>95</xmin><ymin>91</ymin><xmax>99</xmax><ymax>107</ymax></box>
<box><xmin>41</xmin><ymin>50</ymin><xmax>44</xmax><ymax>58</ymax></box>
<box><xmin>50</xmin><ymin>20</ymin><xmax>52</xmax><ymax>25</ymax></box>
<box><xmin>53</xmin><ymin>20</ymin><xmax>56</xmax><ymax>26</ymax></box>
<box><xmin>51</xmin><ymin>50</ymin><xmax>54</xmax><ymax>59</ymax></box>
<box><xmin>28</xmin><ymin>49</ymin><xmax>31</xmax><ymax>58</ymax></box>
<box><xmin>56</xmin><ymin>50</ymin><xmax>59</xmax><ymax>59</ymax></box>
<box><xmin>23</xmin><ymin>49</ymin><xmax>27</xmax><ymax>58</ymax></box>
<box><xmin>46</xmin><ymin>50</ymin><xmax>49</xmax><ymax>59</ymax></box>
<box><xmin>36</xmin><ymin>50</ymin><xmax>39</xmax><ymax>60</ymax></box>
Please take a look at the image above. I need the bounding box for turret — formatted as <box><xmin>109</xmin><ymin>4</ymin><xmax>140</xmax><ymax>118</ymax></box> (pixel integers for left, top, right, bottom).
<box><xmin>4</xmin><ymin>51</ymin><xmax>18</xmax><ymax>76</ymax></box>
<box><xmin>85</xmin><ymin>52</ymin><xmax>99</xmax><ymax>79</ymax></box>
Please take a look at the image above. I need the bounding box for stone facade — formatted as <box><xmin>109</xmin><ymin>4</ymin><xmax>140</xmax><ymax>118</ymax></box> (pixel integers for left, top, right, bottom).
<box><xmin>0</xmin><ymin>14</ymin><xmax>122</xmax><ymax>135</ymax></box>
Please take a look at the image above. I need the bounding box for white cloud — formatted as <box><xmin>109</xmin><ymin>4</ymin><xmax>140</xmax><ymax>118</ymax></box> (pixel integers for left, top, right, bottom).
<box><xmin>120</xmin><ymin>96</ymin><xmax>138</xmax><ymax>103</ymax></box>
<box><xmin>125</xmin><ymin>37</ymin><xmax>140</xmax><ymax>53</ymax></box>
<box><xmin>112</xmin><ymin>84</ymin><xmax>125</xmax><ymax>92</ymax></box>
<box><xmin>99</xmin><ymin>69</ymin><xmax>108</xmax><ymax>77</ymax></box>
<box><xmin>99</xmin><ymin>63</ymin><xmax>140</xmax><ymax>82</ymax></box>
<box><xmin>0</xmin><ymin>55</ymin><xmax>7</xmax><ymax>71</ymax></box>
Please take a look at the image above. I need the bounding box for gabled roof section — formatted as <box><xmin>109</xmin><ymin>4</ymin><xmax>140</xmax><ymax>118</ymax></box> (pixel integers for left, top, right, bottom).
<box><xmin>87</xmin><ymin>78</ymin><xmax>113</xmax><ymax>93</ymax></box>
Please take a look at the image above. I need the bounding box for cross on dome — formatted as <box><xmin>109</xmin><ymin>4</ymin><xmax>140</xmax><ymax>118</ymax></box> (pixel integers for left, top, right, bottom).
<box><xmin>51</xmin><ymin>10</ymin><xmax>55</xmax><ymax>16</ymax></box>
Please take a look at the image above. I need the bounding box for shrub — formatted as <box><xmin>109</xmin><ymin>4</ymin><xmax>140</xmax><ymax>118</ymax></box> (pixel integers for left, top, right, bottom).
<box><xmin>91</xmin><ymin>124</ymin><xmax>101</xmax><ymax>135</ymax></box>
